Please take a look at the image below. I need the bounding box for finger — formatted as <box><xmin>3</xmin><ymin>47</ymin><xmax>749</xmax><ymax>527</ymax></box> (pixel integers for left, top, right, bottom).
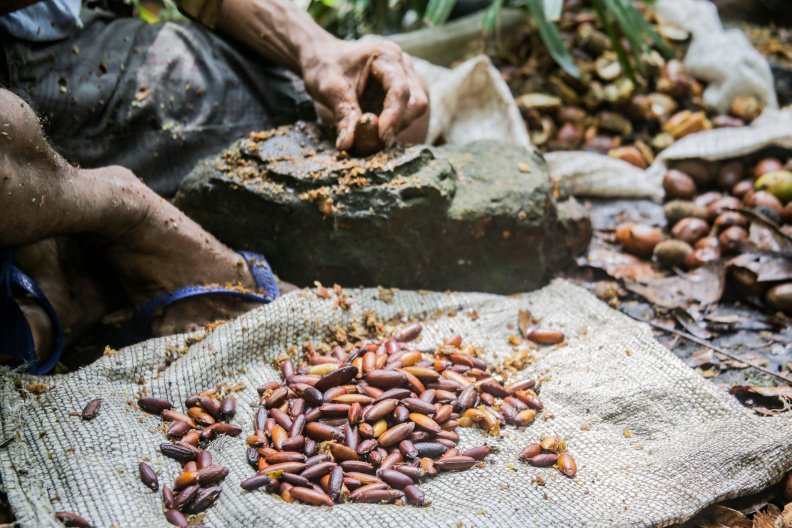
<box><xmin>399</xmin><ymin>54</ymin><xmax>429</xmax><ymax>127</ymax></box>
<box><xmin>370</xmin><ymin>56</ymin><xmax>411</xmax><ymax>146</ymax></box>
<box><xmin>317</xmin><ymin>78</ymin><xmax>361</xmax><ymax>152</ymax></box>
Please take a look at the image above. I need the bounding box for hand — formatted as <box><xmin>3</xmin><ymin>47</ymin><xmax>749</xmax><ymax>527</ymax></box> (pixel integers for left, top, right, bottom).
<box><xmin>300</xmin><ymin>38</ymin><xmax>429</xmax><ymax>151</ymax></box>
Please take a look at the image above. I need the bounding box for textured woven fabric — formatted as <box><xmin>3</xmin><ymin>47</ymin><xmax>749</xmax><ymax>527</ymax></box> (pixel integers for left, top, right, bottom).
<box><xmin>1</xmin><ymin>280</ymin><xmax>790</xmax><ymax>527</ymax></box>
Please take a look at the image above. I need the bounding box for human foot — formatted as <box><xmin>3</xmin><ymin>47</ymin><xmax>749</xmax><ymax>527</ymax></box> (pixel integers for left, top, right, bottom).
<box><xmin>89</xmin><ymin>166</ymin><xmax>278</xmax><ymax>336</ymax></box>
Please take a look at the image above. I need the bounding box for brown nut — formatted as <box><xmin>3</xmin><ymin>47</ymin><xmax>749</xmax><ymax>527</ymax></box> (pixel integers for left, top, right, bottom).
<box><xmin>717</xmin><ymin>161</ymin><xmax>744</xmax><ymax>190</ymax></box>
<box><xmin>663</xmin><ymin>169</ymin><xmax>697</xmax><ymax>200</ymax></box>
<box><xmin>653</xmin><ymin>239</ymin><xmax>693</xmax><ymax>268</ymax></box>
<box><xmin>694</xmin><ymin>236</ymin><xmax>721</xmax><ymax>251</ymax></box>
<box><xmin>674</xmin><ymin>160</ymin><xmax>713</xmax><ymax>188</ymax></box>
<box><xmin>746</xmin><ymin>190</ymin><xmax>783</xmax><ymax>215</ymax></box>
<box><xmin>609</xmin><ymin>146</ymin><xmax>646</xmax><ymax>169</ymax></box>
<box><xmin>718</xmin><ymin>226</ymin><xmax>747</xmax><ymax>254</ymax></box>
<box><xmin>671</xmin><ymin>217</ymin><xmax>710</xmax><ymax>244</ymax></box>
<box><xmin>352</xmin><ymin>113</ymin><xmax>385</xmax><ymax>157</ymax></box>
<box><xmin>754</xmin><ymin>158</ymin><xmax>783</xmax><ymax>179</ymax></box>
<box><xmin>729</xmin><ymin>95</ymin><xmax>763</xmax><ymax>122</ymax></box>
<box><xmin>663</xmin><ymin>200</ymin><xmax>708</xmax><ymax>226</ymax></box>
<box><xmin>765</xmin><ymin>283</ymin><xmax>792</xmax><ymax>315</ymax></box>
<box><xmin>685</xmin><ymin>247</ymin><xmax>721</xmax><ymax>269</ymax></box>
<box><xmin>615</xmin><ymin>224</ymin><xmax>664</xmax><ymax>257</ymax></box>
<box><xmin>557</xmin><ymin>452</ymin><xmax>577</xmax><ymax>478</ymax></box>
<box><xmin>731</xmin><ymin>179</ymin><xmax>754</xmax><ymax>199</ymax></box>
<box><xmin>714</xmin><ymin>212</ymin><xmax>747</xmax><ymax>230</ymax></box>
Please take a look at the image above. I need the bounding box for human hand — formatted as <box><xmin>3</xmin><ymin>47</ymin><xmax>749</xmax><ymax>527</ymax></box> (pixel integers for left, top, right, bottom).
<box><xmin>299</xmin><ymin>38</ymin><xmax>429</xmax><ymax>151</ymax></box>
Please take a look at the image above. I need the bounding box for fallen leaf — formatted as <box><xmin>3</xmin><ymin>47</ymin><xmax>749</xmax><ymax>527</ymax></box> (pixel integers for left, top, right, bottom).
<box><xmin>689</xmin><ymin>505</ymin><xmax>751</xmax><ymax>528</ymax></box>
<box><xmin>518</xmin><ymin>310</ymin><xmax>535</xmax><ymax>338</ymax></box>
<box><xmin>625</xmin><ymin>261</ymin><xmax>726</xmax><ymax>308</ymax></box>
<box><xmin>582</xmin><ymin>238</ymin><xmax>664</xmax><ymax>282</ymax></box>
<box><xmin>729</xmin><ymin>385</ymin><xmax>792</xmax><ymax>414</ymax></box>
<box><xmin>728</xmin><ymin>253</ymin><xmax>792</xmax><ymax>283</ymax></box>
<box><xmin>746</xmin><ymin>223</ymin><xmax>792</xmax><ymax>255</ymax></box>
<box><xmin>674</xmin><ymin>307</ymin><xmax>715</xmax><ymax>339</ymax></box>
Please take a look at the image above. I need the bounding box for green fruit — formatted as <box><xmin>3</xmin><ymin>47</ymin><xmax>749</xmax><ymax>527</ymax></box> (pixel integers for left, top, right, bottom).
<box><xmin>755</xmin><ymin>170</ymin><xmax>792</xmax><ymax>203</ymax></box>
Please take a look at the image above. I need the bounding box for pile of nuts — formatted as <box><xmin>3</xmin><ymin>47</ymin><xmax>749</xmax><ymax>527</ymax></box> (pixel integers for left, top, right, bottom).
<box><xmin>615</xmin><ymin>155</ymin><xmax>792</xmax><ymax>314</ymax></box>
<box><xmin>136</xmin><ymin>390</ymin><xmax>241</xmax><ymax>527</ymax></box>
<box><xmin>494</xmin><ymin>1</ymin><xmax>762</xmax><ymax>165</ymax></box>
<box><xmin>134</xmin><ymin>321</ymin><xmax>576</xmax><ymax>525</ymax></box>
<box><xmin>519</xmin><ymin>437</ymin><xmax>577</xmax><ymax>478</ymax></box>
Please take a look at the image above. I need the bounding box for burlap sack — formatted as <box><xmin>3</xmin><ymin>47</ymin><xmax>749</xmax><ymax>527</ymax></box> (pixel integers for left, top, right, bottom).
<box><xmin>1</xmin><ymin>280</ymin><xmax>790</xmax><ymax>527</ymax></box>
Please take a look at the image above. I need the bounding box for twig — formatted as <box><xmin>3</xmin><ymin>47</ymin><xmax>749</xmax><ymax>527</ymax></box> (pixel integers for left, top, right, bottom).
<box><xmin>624</xmin><ymin>312</ymin><xmax>792</xmax><ymax>386</ymax></box>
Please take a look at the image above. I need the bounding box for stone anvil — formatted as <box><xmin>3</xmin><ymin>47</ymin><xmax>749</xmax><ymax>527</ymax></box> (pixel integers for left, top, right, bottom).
<box><xmin>175</xmin><ymin>122</ymin><xmax>591</xmax><ymax>293</ymax></box>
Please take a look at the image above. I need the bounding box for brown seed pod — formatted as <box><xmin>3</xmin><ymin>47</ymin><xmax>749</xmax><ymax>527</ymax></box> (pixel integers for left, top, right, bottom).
<box><xmin>519</xmin><ymin>443</ymin><xmax>542</xmax><ymax>461</ymax></box>
<box><xmin>525</xmin><ymin>328</ymin><xmax>565</xmax><ymax>345</ymax></box>
<box><xmin>653</xmin><ymin>239</ymin><xmax>692</xmax><ymax>268</ymax></box>
<box><xmin>557</xmin><ymin>452</ymin><xmax>578</xmax><ymax>477</ymax></box>
<box><xmin>685</xmin><ymin>247</ymin><xmax>721</xmax><ymax>269</ymax></box>
<box><xmin>765</xmin><ymin>283</ymin><xmax>792</xmax><ymax>315</ymax></box>
<box><xmin>718</xmin><ymin>225</ymin><xmax>747</xmax><ymax>254</ymax></box>
<box><xmin>663</xmin><ymin>169</ymin><xmax>697</xmax><ymax>200</ymax></box>
<box><xmin>137</xmin><ymin>397</ymin><xmax>173</xmax><ymax>415</ymax></box>
<box><xmin>528</xmin><ymin>453</ymin><xmax>559</xmax><ymax>467</ymax></box>
<box><xmin>81</xmin><ymin>399</ymin><xmax>101</xmax><ymax>420</ymax></box>
<box><xmin>378</xmin><ymin>422</ymin><xmax>416</xmax><ymax>447</ymax></box>
<box><xmin>165</xmin><ymin>508</ymin><xmax>188</xmax><ymax>528</ymax></box>
<box><xmin>616</xmin><ymin>224</ymin><xmax>663</xmax><ymax>257</ymax></box>
<box><xmin>671</xmin><ymin>217</ymin><xmax>710</xmax><ymax>245</ymax></box>
<box><xmin>139</xmin><ymin>462</ymin><xmax>158</xmax><ymax>491</ymax></box>
<box><xmin>754</xmin><ymin>157</ymin><xmax>783</xmax><ymax>179</ymax></box>
<box><xmin>351</xmin><ymin>113</ymin><xmax>385</xmax><ymax>157</ymax></box>
<box><xmin>717</xmin><ymin>161</ymin><xmax>744</xmax><ymax>190</ymax></box>
<box><xmin>55</xmin><ymin>511</ymin><xmax>92</xmax><ymax>528</ymax></box>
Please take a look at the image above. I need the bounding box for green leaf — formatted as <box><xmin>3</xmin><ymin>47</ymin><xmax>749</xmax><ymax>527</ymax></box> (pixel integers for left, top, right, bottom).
<box><xmin>423</xmin><ymin>0</ymin><xmax>457</xmax><ymax>26</ymax></box>
<box><xmin>627</xmin><ymin>1</ymin><xmax>674</xmax><ymax>58</ymax></box>
<box><xmin>483</xmin><ymin>0</ymin><xmax>504</xmax><ymax>33</ymax></box>
<box><xmin>603</xmin><ymin>0</ymin><xmax>648</xmax><ymax>76</ymax></box>
<box><xmin>526</xmin><ymin>0</ymin><xmax>580</xmax><ymax>79</ymax></box>
<box><xmin>592</xmin><ymin>0</ymin><xmax>635</xmax><ymax>83</ymax></box>
<box><xmin>542</xmin><ymin>0</ymin><xmax>563</xmax><ymax>22</ymax></box>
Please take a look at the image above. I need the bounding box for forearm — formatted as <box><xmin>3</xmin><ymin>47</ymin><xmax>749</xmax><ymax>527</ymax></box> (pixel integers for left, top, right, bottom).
<box><xmin>215</xmin><ymin>0</ymin><xmax>334</xmax><ymax>74</ymax></box>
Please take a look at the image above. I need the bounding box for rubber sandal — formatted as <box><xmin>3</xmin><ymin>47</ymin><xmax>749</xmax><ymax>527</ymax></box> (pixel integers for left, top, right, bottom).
<box><xmin>0</xmin><ymin>248</ymin><xmax>66</xmax><ymax>375</ymax></box>
<box><xmin>132</xmin><ymin>250</ymin><xmax>280</xmax><ymax>336</ymax></box>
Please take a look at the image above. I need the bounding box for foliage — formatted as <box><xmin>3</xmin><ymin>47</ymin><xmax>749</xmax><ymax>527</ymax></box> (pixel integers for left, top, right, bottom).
<box><xmin>308</xmin><ymin>0</ymin><xmax>670</xmax><ymax>81</ymax></box>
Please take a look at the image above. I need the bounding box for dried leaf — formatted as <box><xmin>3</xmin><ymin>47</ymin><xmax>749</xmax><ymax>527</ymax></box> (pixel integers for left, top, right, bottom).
<box><xmin>518</xmin><ymin>310</ymin><xmax>535</xmax><ymax>338</ymax></box>
<box><xmin>690</xmin><ymin>505</ymin><xmax>751</xmax><ymax>528</ymax></box>
<box><xmin>746</xmin><ymin>223</ymin><xmax>792</xmax><ymax>255</ymax></box>
<box><xmin>582</xmin><ymin>238</ymin><xmax>664</xmax><ymax>282</ymax></box>
<box><xmin>729</xmin><ymin>385</ymin><xmax>792</xmax><ymax>414</ymax></box>
<box><xmin>728</xmin><ymin>253</ymin><xmax>792</xmax><ymax>283</ymax></box>
<box><xmin>625</xmin><ymin>262</ymin><xmax>726</xmax><ymax>309</ymax></box>
<box><xmin>673</xmin><ymin>307</ymin><xmax>714</xmax><ymax>340</ymax></box>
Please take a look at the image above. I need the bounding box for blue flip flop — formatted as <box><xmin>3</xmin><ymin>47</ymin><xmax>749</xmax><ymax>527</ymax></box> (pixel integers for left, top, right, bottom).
<box><xmin>0</xmin><ymin>248</ymin><xmax>65</xmax><ymax>375</ymax></box>
<box><xmin>132</xmin><ymin>250</ymin><xmax>280</xmax><ymax>336</ymax></box>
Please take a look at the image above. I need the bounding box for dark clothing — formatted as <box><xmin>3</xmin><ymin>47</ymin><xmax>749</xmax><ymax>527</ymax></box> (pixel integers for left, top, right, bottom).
<box><xmin>0</xmin><ymin>6</ymin><xmax>315</xmax><ymax>196</ymax></box>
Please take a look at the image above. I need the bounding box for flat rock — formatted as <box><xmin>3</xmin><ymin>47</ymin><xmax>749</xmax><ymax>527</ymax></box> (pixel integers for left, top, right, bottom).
<box><xmin>175</xmin><ymin>122</ymin><xmax>591</xmax><ymax>293</ymax></box>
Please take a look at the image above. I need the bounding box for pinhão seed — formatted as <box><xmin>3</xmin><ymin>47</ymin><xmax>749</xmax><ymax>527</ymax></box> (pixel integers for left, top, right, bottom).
<box><xmin>139</xmin><ymin>462</ymin><xmax>158</xmax><ymax>491</ymax></box>
<box><xmin>528</xmin><ymin>453</ymin><xmax>558</xmax><ymax>467</ymax></box>
<box><xmin>81</xmin><ymin>399</ymin><xmax>101</xmax><ymax>420</ymax></box>
<box><xmin>165</xmin><ymin>508</ymin><xmax>188</xmax><ymax>527</ymax></box>
<box><xmin>137</xmin><ymin>397</ymin><xmax>173</xmax><ymax>415</ymax></box>
<box><xmin>403</xmin><ymin>484</ymin><xmax>425</xmax><ymax>505</ymax></box>
<box><xmin>435</xmin><ymin>456</ymin><xmax>476</xmax><ymax>471</ymax></box>
<box><xmin>183</xmin><ymin>485</ymin><xmax>222</xmax><ymax>514</ymax></box>
<box><xmin>289</xmin><ymin>486</ymin><xmax>334</xmax><ymax>507</ymax></box>
<box><xmin>160</xmin><ymin>442</ymin><xmax>199</xmax><ymax>463</ymax></box>
<box><xmin>519</xmin><ymin>443</ymin><xmax>542</xmax><ymax>461</ymax></box>
<box><xmin>558</xmin><ymin>452</ymin><xmax>577</xmax><ymax>477</ymax></box>
<box><xmin>55</xmin><ymin>511</ymin><xmax>92</xmax><ymax>528</ymax></box>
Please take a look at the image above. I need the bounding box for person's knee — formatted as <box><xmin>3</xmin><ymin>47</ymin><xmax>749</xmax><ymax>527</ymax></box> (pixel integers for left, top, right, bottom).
<box><xmin>0</xmin><ymin>88</ymin><xmax>62</xmax><ymax>170</ymax></box>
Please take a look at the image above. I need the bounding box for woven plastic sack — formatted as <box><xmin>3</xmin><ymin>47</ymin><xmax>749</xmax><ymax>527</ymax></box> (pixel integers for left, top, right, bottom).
<box><xmin>1</xmin><ymin>280</ymin><xmax>791</xmax><ymax>527</ymax></box>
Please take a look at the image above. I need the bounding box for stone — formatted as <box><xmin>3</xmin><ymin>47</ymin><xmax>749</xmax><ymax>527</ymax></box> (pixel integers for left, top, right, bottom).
<box><xmin>175</xmin><ymin>122</ymin><xmax>591</xmax><ymax>293</ymax></box>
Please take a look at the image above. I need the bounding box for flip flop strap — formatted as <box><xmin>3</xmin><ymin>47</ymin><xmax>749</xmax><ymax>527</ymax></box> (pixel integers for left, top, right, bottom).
<box><xmin>133</xmin><ymin>251</ymin><xmax>279</xmax><ymax>335</ymax></box>
<box><xmin>0</xmin><ymin>248</ymin><xmax>65</xmax><ymax>375</ymax></box>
